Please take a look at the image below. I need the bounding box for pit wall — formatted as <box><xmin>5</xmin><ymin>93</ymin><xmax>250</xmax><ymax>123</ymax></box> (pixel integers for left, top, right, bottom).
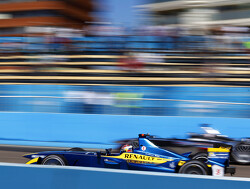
<box><xmin>0</xmin><ymin>112</ymin><xmax>250</xmax><ymax>148</ymax></box>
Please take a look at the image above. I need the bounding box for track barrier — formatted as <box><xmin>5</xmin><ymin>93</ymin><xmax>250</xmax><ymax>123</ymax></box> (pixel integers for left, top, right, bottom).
<box><xmin>0</xmin><ymin>163</ymin><xmax>249</xmax><ymax>189</ymax></box>
<box><xmin>0</xmin><ymin>112</ymin><xmax>250</xmax><ymax>148</ymax></box>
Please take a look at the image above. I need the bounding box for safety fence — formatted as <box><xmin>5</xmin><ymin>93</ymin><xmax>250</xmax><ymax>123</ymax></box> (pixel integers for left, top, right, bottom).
<box><xmin>0</xmin><ymin>163</ymin><xmax>249</xmax><ymax>189</ymax></box>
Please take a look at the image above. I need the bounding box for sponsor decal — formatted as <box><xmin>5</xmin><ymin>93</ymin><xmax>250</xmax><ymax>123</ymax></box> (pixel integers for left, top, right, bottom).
<box><xmin>127</xmin><ymin>160</ymin><xmax>154</xmax><ymax>164</ymax></box>
<box><xmin>31</xmin><ymin>155</ymin><xmax>45</xmax><ymax>159</ymax></box>
<box><xmin>124</xmin><ymin>153</ymin><xmax>156</xmax><ymax>161</ymax></box>
<box><xmin>141</xmin><ymin>146</ymin><xmax>146</xmax><ymax>151</ymax></box>
<box><xmin>106</xmin><ymin>153</ymin><xmax>173</xmax><ymax>164</ymax></box>
<box><xmin>212</xmin><ymin>165</ymin><xmax>224</xmax><ymax>176</ymax></box>
<box><xmin>169</xmin><ymin>162</ymin><xmax>176</xmax><ymax>169</ymax></box>
<box><xmin>216</xmin><ymin>169</ymin><xmax>221</xmax><ymax>175</ymax></box>
<box><xmin>209</xmin><ymin>152</ymin><xmax>215</xmax><ymax>157</ymax></box>
<box><xmin>209</xmin><ymin>152</ymin><xmax>228</xmax><ymax>159</ymax></box>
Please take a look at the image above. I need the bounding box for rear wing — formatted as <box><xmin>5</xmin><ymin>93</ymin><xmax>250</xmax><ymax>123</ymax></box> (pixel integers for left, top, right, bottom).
<box><xmin>207</xmin><ymin>147</ymin><xmax>231</xmax><ymax>165</ymax></box>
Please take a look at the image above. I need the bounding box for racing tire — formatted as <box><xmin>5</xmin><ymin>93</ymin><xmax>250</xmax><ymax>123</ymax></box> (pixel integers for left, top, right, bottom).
<box><xmin>192</xmin><ymin>152</ymin><xmax>208</xmax><ymax>162</ymax></box>
<box><xmin>179</xmin><ymin>160</ymin><xmax>209</xmax><ymax>175</ymax></box>
<box><xmin>41</xmin><ymin>155</ymin><xmax>68</xmax><ymax>166</ymax></box>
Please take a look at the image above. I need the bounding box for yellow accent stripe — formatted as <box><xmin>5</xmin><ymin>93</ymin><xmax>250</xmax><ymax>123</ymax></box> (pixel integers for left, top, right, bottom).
<box><xmin>207</xmin><ymin>148</ymin><xmax>230</xmax><ymax>152</ymax></box>
<box><xmin>106</xmin><ymin>153</ymin><xmax>172</xmax><ymax>164</ymax></box>
<box><xmin>178</xmin><ymin>161</ymin><xmax>185</xmax><ymax>166</ymax></box>
<box><xmin>26</xmin><ymin>158</ymin><xmax>39</xmax><ymax>164</ymax></box>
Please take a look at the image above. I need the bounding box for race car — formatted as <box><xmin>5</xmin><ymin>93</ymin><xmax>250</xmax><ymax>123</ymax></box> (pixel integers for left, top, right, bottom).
<box><xmin>185</xmin><ymin>125</ymin><xmax>250</xmax><ymax>164</ymax></box>
<box><xmin>24</xmin><ymin>134</ymin><xmax>235</xmax><ymax>176</ymax></box>
<box><xmin>116</xmin><ymin>125</ymin><xmax>250</xmax><ymax>164</ymax></box>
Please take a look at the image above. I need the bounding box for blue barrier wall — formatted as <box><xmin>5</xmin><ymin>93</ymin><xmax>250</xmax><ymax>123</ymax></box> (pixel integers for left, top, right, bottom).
<box><xmin>0</xmin><ymin>112</ymin><xmax>250</xmax><ymax>148</ymax></box>
<box><xmin>0</xmin><ymin>163</ymin><xmax>249</xmax><ymax>189</ymax></box>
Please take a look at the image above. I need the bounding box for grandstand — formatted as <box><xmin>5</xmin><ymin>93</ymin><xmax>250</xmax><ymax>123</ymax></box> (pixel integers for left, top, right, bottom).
<box><xmin>0</xmin><ymin>34</ymin><xmax>249</xmax><ymax>86</ymax></box>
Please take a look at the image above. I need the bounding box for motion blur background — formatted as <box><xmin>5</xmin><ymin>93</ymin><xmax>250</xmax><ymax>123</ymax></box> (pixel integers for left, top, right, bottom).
<box><xmin>0</xmin><ymin>0</ymin><xmax>250</xmax><ymax>147</ymax></box>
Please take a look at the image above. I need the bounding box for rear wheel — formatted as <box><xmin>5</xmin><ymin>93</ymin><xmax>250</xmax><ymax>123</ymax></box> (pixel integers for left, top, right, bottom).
<box><xmin>192</xmin><ymin>152</ymin><xmax>208</xmax><ymax>162</ymax></box>
<box><xmin>41</xmin><ymin>155</ymin><xmax>67</xmax><ymax>166</ymax></box>
<box><xmin>179</xmin><ymin>160</ymin><xmax>209</xmax><ymax>175</ymax></box>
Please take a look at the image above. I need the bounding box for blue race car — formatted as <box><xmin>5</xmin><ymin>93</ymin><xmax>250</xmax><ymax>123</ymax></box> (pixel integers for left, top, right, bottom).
<box><xmin>24</xmin><ymin>134</ymin><xmax>235</xmax><ymax>176</ymax></box>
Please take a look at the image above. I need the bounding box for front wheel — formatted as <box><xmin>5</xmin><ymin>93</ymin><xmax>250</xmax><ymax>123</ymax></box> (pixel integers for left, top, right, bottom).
<box><xmin>41</xmin><ymin>155</ymin><xmax>67</xmax><ymax>166</ymax></box>
<box><xmin>179</xmin><ymin>160</ymin><xmax>209</xmax><ymax>175</ymax></box>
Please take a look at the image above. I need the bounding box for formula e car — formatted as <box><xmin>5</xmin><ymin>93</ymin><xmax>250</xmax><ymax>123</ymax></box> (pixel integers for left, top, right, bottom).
<box><xmin>24</xmin><ymin>134</ymin><xmax>235</xmax><ymax>176</ymax></box>
<box><xmin>116</xmin><ymin>125</ymin><xmax>250</xmax><ymax>164</ymax></box>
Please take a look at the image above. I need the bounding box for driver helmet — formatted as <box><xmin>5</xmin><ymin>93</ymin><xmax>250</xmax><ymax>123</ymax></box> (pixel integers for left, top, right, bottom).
<box><xmin>120</xmin><ymin>144</ymin><xmax>133</xmax><ymax>153</ymax></box>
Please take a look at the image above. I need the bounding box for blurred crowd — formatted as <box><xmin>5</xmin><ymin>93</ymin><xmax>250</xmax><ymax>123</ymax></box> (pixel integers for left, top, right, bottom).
<box><xmin>0</xmin><ymin>25</ymin><xmax>249</xmax><ymax>54</ymax></box>
<box><xmin>0</xmin><ymin>25</ymin><xmax>249</xmax><ymax>84</ymax></box>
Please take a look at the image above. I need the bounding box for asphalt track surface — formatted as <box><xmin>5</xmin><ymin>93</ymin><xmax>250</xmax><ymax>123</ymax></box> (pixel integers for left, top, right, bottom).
<box><xmin>0</xmin><ymin>145</ymin><xmax>249</xmax><ymax>178</ymax></box>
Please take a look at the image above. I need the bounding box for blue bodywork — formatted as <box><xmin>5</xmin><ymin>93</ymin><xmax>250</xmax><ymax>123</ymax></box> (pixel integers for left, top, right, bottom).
<box><xmin>24</xmin><ymin>134</ymin><xmax>232</xmax><ymax>175</ymax></box>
